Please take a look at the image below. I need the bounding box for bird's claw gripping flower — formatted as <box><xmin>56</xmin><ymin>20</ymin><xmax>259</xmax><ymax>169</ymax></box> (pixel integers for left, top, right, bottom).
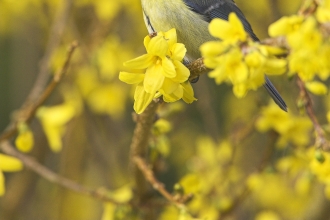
<box><xmin>119</xmin><ymin>28</ymin><xmax>196</xmax><ymax>114</ymax></box>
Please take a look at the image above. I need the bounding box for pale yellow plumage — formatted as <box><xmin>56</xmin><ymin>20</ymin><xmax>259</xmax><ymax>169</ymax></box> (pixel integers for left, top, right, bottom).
<box><xmin>141</xmin><ymin>0</ymin><xmax>213</xmax><ymax>60</ymax></box>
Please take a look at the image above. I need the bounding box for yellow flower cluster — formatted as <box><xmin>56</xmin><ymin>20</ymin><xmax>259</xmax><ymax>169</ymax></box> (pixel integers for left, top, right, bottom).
<box><xmin>309</xmin><ymin>149</ymin><xmax>330</xmax><ymax>199</ymax></box>
<box><xmin>120</xmin><ymin>29</ymin><xmax>196</xmax><ymax>114</ymax></box>
<box><xmin>256</xmin><ymin>103</ymin><xmax>312</xmax><ymax>147</ymax></box>
<box><xmin>269</xmin><ymin>3</ymin><xmax>330</xmax><ymax>95</ymax></box>
<box><xmin>169</xmin><ymin>137</ymin><xmax>240</xmax><ymax>219</ymax></box>
<box><xmin>200</xmin><ymin>13</ymin><xmax>287</xmax><ymax>98</ymax></box>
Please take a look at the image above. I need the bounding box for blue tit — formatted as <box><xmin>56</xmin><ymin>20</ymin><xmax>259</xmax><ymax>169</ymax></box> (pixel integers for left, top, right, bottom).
<box><xmin>140</xmin><ymin>0</ymin><xmax>287</xmax><ymax>111</ymax></box>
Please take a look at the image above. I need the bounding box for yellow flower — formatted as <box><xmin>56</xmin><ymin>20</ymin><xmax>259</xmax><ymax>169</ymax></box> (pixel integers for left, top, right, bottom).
<box><xmin>202</xmin><ymin>14</ymin><xmax>287</xmax><ymax>99</ymax></box>
<box><xmin>256</xmin><ymin>103</ymin><xmax>312</xmax><ymax>147</ymax></box>
<box><xmin>287</xmin><ymin>17</ymin><xmax>322</xmax><ymax>51</ymax></box>
<box><xmin>317</xmin><ymin>0</ymin><xmax>330</xmax><ymax>23</ymax></box>
<box><xmin>202</xmin><ymin>41</ymin><xmax>286</xmax><ymax>98</ymax></box>
<box><xmin>0</xmin><ymin>154</ymin><xmax>23</xmax><ymax>196</ymax></box>
<box><xmin>15</xmin><ymin>122</ymin><xmax>34</xmax><ymax>153</ymax></box>
<box><xmin>37</xmin><ymin>103</ymin><xmax>76</xmax><ymax>152</ymax></box>
<box><xmin>305</xmin><ymin>81</ymin><xmax>328</xmax><ymax>95</ymax></box>
<box><xmin>269</xmin><ymin>15</ymin><xmax>330</xmax><ymax>85</ymax></box>
<box><xmin>120</xmin><ymin>28</ymin><xmax>196</xmax><ymax>114</ymax></box>
<box><xmin>268</xmin><ymin>15</ymin><xmax>304</xmax><ymax>37</ymax></box>
<box><xmin>209</xmin><ymin>13</ymin><xmax>247</xmax><ymax>43</ymax></box>
<box><xmin>309</xmin><ymin>149</ymin><xmax>330</xmax><ymax>184</ymax></box>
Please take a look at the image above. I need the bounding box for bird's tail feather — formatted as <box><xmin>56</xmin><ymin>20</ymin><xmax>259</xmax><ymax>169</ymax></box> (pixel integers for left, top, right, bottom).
<box><xmin>264</xmin><ymin>76</ymin><xmax>287</xmax><ymax>112</ymax></box>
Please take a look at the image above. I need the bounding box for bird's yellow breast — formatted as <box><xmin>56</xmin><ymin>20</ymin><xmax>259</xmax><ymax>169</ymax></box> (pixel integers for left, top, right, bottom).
<box><xmin>141</xmin><ymin>0</ymin><xmax>213</xmax><ymax>60</ymax></box>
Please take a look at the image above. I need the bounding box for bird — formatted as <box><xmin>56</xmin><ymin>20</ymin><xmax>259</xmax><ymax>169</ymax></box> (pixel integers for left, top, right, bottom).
<box><xmin>140</xmin><ymin>0</ymin><xmax>287</xmax><ymax>111</ymax></box>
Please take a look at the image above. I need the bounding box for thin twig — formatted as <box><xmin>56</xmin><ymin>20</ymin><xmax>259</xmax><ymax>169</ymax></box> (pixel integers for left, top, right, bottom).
<box><xmin>296</xmin><ymin>76</ymin><xmax>330</xmax><ymax>150</ymax></box>
<box><xmin>0</xmin><ymin>41</ymin><xmax>78</xmax><ymax>142</ymax></box>
<box><xmin>25</xmin><ymin>0</ymin><xmax>73</xmax><ymax>105</ymax></box>
<box><xmin>133</xmin><ymin>156</ymin><xmax>185</xmax><ymax>209</ymax></box>
<box><xmin>0</xmin><ymin>141</ymin><xmax>121</xmax><ymax>204</ymax></box>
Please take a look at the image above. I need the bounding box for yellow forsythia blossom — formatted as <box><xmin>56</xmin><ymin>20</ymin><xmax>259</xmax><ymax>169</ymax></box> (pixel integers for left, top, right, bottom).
<box><xmin>256</xmin><ymin>103</ymin><xmax>312</xmax><ymax>147</ymax></box>
<box><xmin>305</xmin><ymin>81</ymin><xmax>328</xmax><ymax>95</ymax></box>
<box><xmin>208</xmin><ymin>12</ymin><xmax>247</xmax><ymax>44</ymax></box>
<box><xmin>309</xmin><ymin>149</ymin><xmax>330</xmax><ymax>199</ymax></box>
<box><xmin>201</xmin><ymin>13</ymin><xmax>286</xmax><ymax>98</ymax></box>
<box><xmin>0</xmin><ymin>154</ymin><xmax>23</xmax><ymax>196</ymax></box>
<box><xmin>15</xmin><ymin>122</ymin><xmax>34</xmax><ymax>153</ymax></box>
<box><xmin>317</xmin><ymin>0</ymin><xmax>330</xmax><ymax>23</ymax></box>
<box><xmin>37</xmin><ymin>103</ymin><xmax>76</xmax><ymax>152</ymax></box>
<box><xmin>269</xmin><ymin>14</ymin><xmax>330</xmax><ymax>88</ymax></box>
<box><xmin>119</xmin><ymin>28</ymin><xmax>196</xmax><ymax>114</ymax></box>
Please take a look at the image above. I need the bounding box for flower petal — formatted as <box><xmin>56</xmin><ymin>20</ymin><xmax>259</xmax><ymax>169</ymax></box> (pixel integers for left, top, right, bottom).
<box><xmin>161</xmin><ymin>78</ymin><xmax>179</xmax><ymax>94</ymax></box>
<box><xmin>163</xmin><ymin>86</ymin><xmax>183</xmax><ymax>102</ymax></box>
<box><xmin>305</xmin><ymin>81</ymin><xmax>328</xmax><ymax>95</ymax></box>
<box><xmin>209</xmin><ymin>18</ymin><xmax>231</xmax><ymax>39</ymax></box>
<box><xmin>161</xmin><ymin>57</ymin><xmax>176</xmax><ymax>78</ymax></box>
<box><xmin>144</xmin><ymin>64</ymin><xmax>165</xmax><ymax>94</ymax></box>
<box><xmin>144</xmin><ymin>35</ymin><xmax>151</xmax><ymax>49</ymax></box>
<box><xmin>172</xmin><ymin>60</ymin><xmax>190</xmax><ymax>82</ymax></box>
<box><xmin>124</xmin><ymin>54</ymin><xmax>155</xmax><ymax>69</ymax></box>
<box><xmin>134</xmin><ymin>84</ymin><xmax>154</xmax><ymax>114</ymax></box>
<box><xmin>164</xmin><ymin>28</ymin><xmax>177</xmax><ymax>48</ymax></box>
<box><xmin>170</xmin><ymin>43</ymin><xmax>186</xmax><ymax>60</ymax></box>
<box><xmin>233</xmin><ymin>84</ymin><xmax>248</xmax><ymax>98</ymax></box>
<box><xmin>0</xmin><ymin>171</ymin><xmax>4</xmax><ymax>196</ymax></box>
<box><xmin>182</xmin><ymin>82</ymin><xmax>197</xmax><ymax>103</ymax></box>
<box><xmin>119</xmin><ymin>72</ymin><xmax>144</xmax><ymax>84</ymax></box>
<box><xmin>0</xmin><ymin>154</ymin><xmax>23</xmax><ymax>172</ymax></box>
<box><xmin>147</xmin><ymin>35</ymin><xmax>168</xmax><ymax>57</ymax></box>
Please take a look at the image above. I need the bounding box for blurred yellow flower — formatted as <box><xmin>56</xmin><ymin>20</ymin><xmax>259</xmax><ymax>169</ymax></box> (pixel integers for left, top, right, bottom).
<box><xmin>0</xmin><ymin>154</ymin><xmax>23</xmax><ymax>196</ymax></box>
<box><xmin>268</xmin><ymin>15</ymin><xmax>304</xmax><ymax>37</ymax></box>
<box><xmin>305</xmin><ymin>81</ymin><xmax>328</xmax><ymax>95</ymax></box>
<box><xmin>317</xmin><ymin>0</ymin><xmax>330</xmax><ymax>23</ymax></box>
<box><xmin>269</xmin><ymin>15</ymin><xmax>330</xmax><ymax>84</ymax></box>
<box><xmin>120</xmin><ymin>28</ymin><xmax>196</xmax><ymax>114</ymax></box>
<box><xmin>256</xmin><ymin>103</ymin><xmax>312</xmax><ymax>147</ymax></box>
<box><xmin>15</xmin><ymin>122</ymin><xmax>34</xmax><ymax>153</ymax></box>
<box><xmin>255</xmin><ymin>211</ymin><xmax>281</xmax><ymax>220</ymax></box>
<box><xmin>37</xmin><ymin>103</ymin><xmax>77</xmax><ymax>152</ymax></box>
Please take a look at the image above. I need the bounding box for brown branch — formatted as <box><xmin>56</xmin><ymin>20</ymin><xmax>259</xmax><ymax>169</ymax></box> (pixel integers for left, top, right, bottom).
<box><xmin>129</xmin><ymin>99</ymin><xmax>188</xmax><ymax>209</ymax></box>
<box><xmin>261</xmin><ymin>36</ymin><xmax>289</xmax><ymax>49</ymax></box>
<box><xmin>133</xmin><ymin>156</ymin><xmax>185</xmax><ymax>209</ymax></box>
<box><xmin>298</xmin><ymin>0</ymin><xmax>318</xmax><ymax>17</ymax></box>
<box><xmin>25</xmin><ymin>0</ymin><xmax>73</xmax><ymax>105</ymax></box>
<box><xmin>0</xmin><ymin>41</ymin><xmax>78</xmax><ymax>142</ymax></box>
<box><xmin>129</xmin><ymin>99</ymin><xmax>160</xmax><ymax>203</ymax></box>
<box><xmin>0</xmin><ymin>141</ymin><xmax>121</xmax><ymax>204</ymax></box>
<box><xmin>296</xmin><ymin>77</ymin><xmax>330</xmax><ymax>151</ymax></box>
